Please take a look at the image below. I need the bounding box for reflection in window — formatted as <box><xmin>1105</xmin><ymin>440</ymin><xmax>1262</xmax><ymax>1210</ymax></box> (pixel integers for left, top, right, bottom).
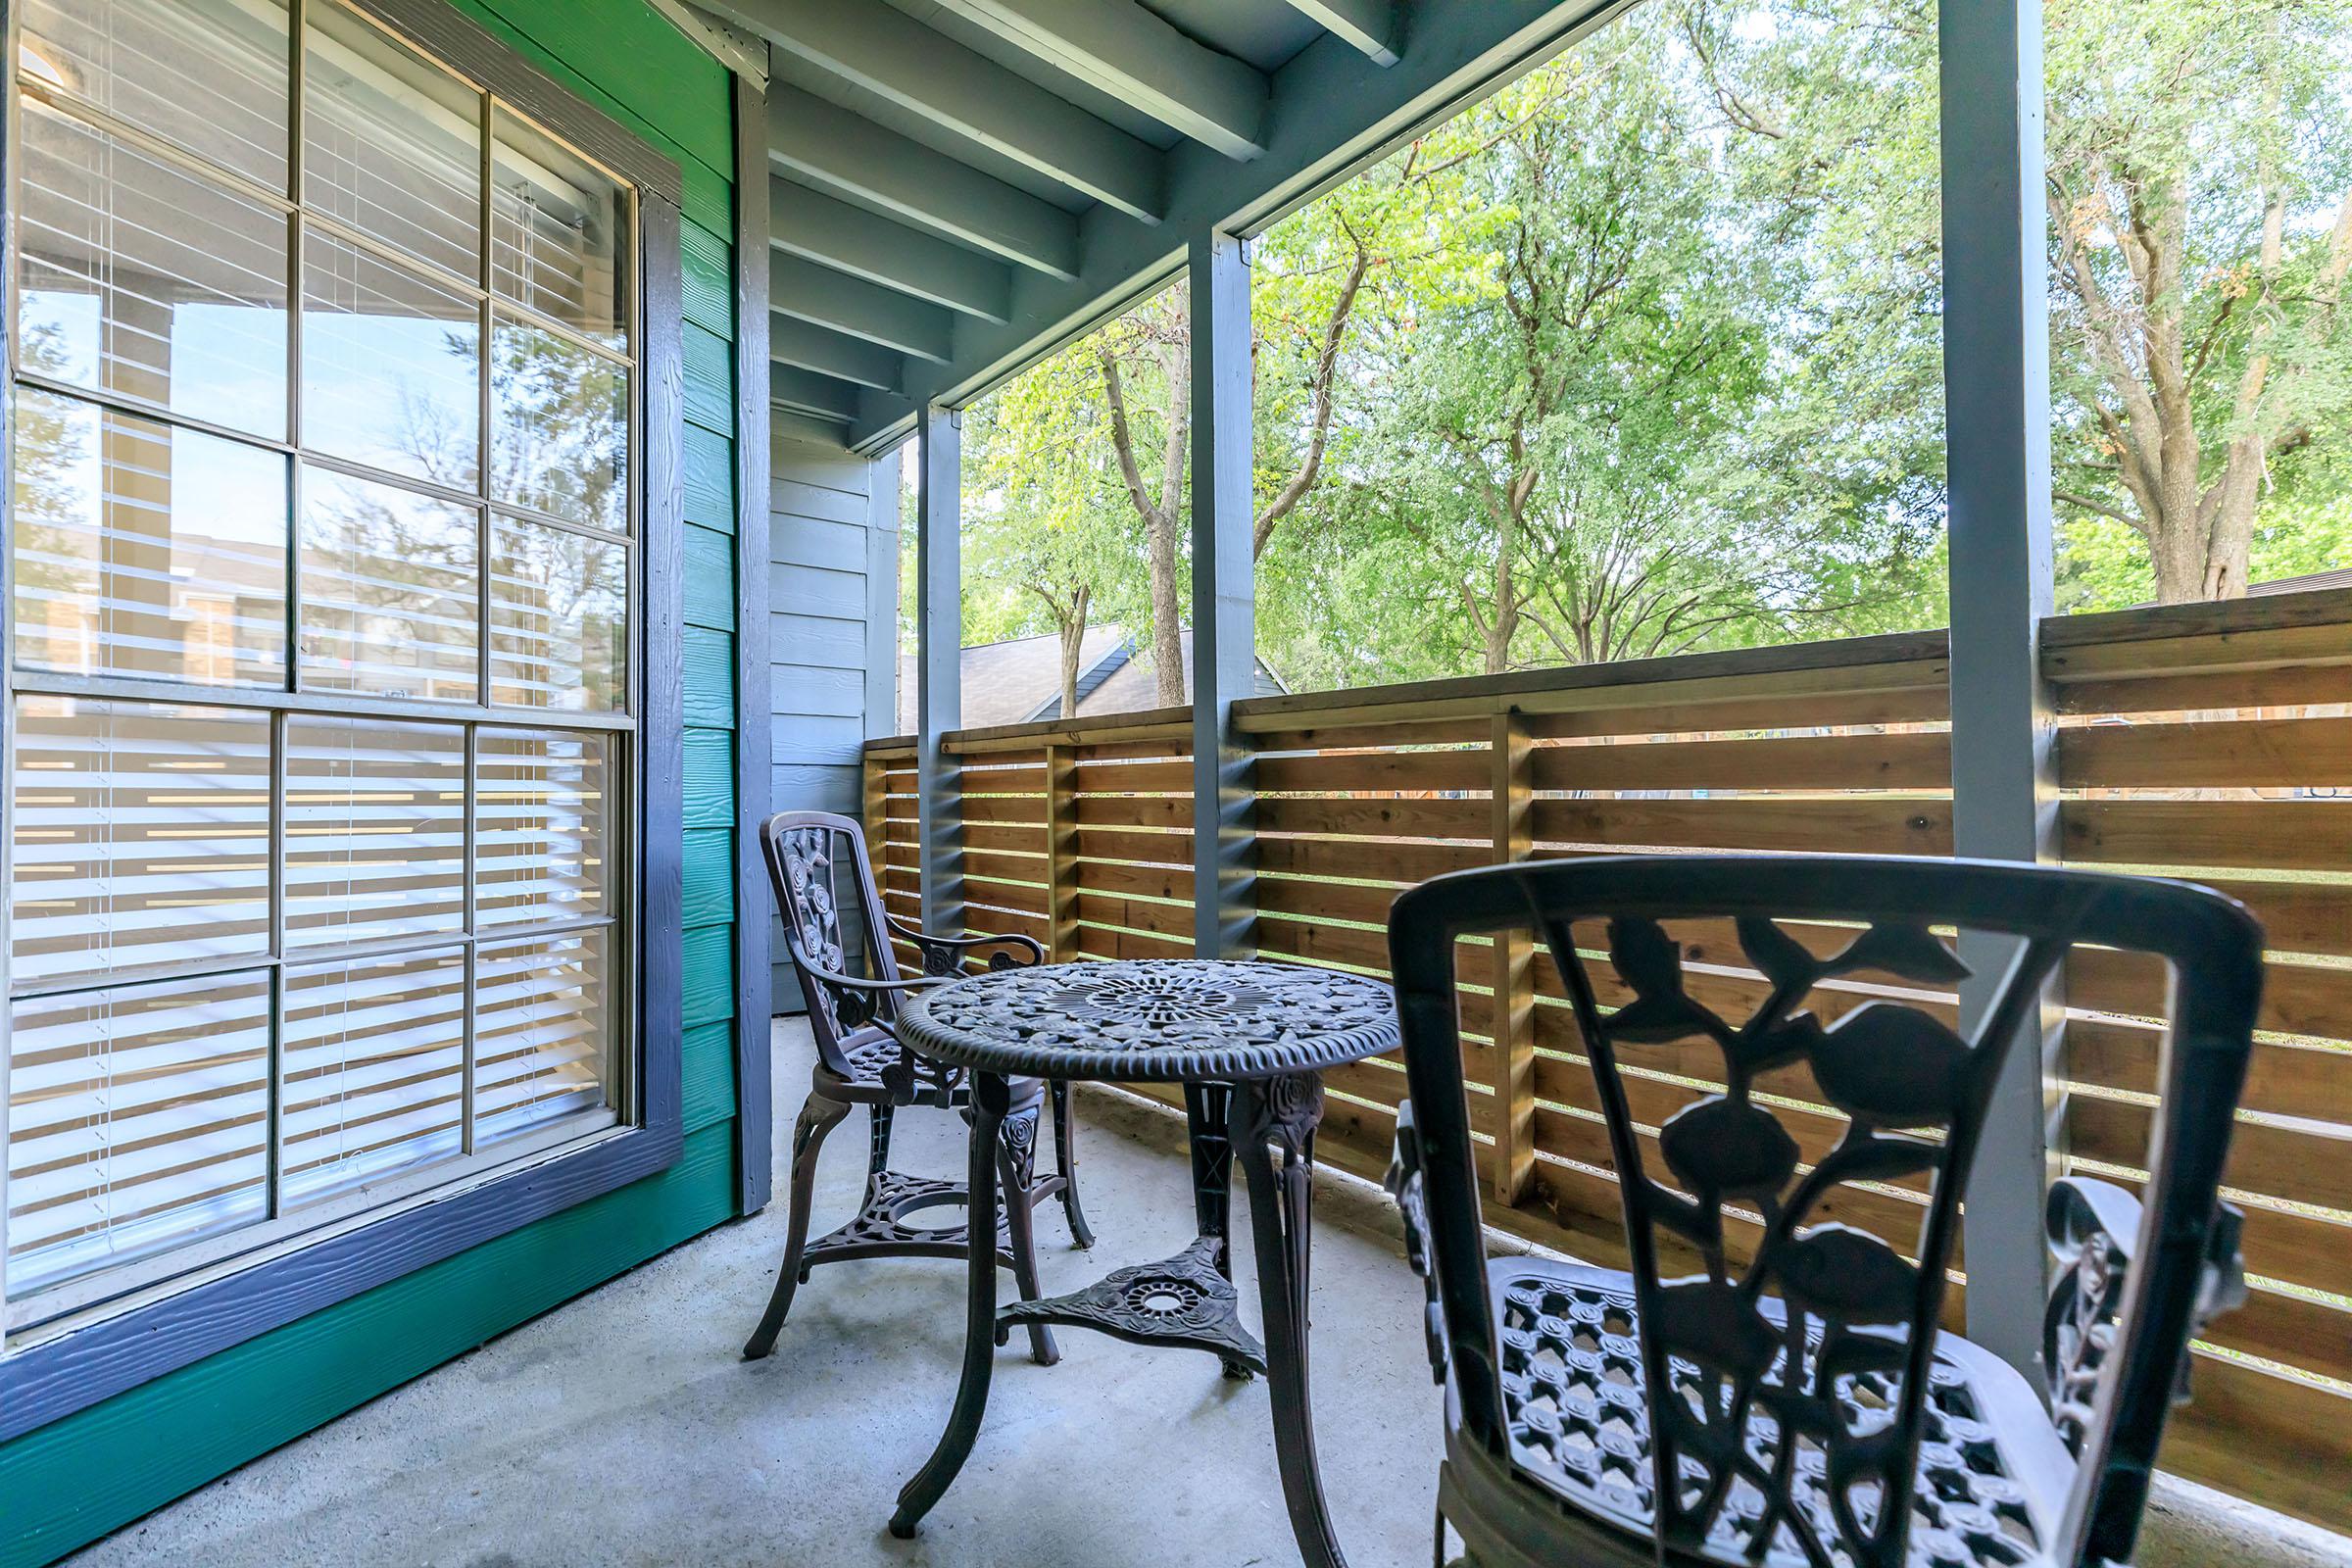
<box><xmin>488</xmin><ymin>513</ymin><xmax>626</xmax><ymax>710</ymax></box>
<box><xmin>301</xmin><ymin>226</ymin><xmax>481</xmax><ymax>487</ymax></box>
<box><xmin>284</xmin><ymin>716</ymin><xmax>466</xmax><ymax>948</ymax></box>
<box><xmin>17</xmin><ymin>96</ymin><xmax>288</xmax><ymax>439</ymax></box>
<box><xmin>490</xmin><ymin>316</ymin><xmax>627</xmax><ymax>533</ymax></box>
<box><xmin>494</xmin><ymin>110</ymin><xmax>628</xmax><ymax>351</ymax></box>
<box><xmin>303</xmin><ymin>0</ymin><xmax>481</xmax><ymax>282</ymax></box>
<box><xmin>475</xmin><ymin>930</ymin><xmax>610</xmax><ymax>1147</ymax></box>
<box><xmin>6</xmin><ymin>971</ymin><xmax>272</xmax><ymax>1297</ymax></box>
<box><xmin>10</xmin><ymin>386</ymin><xmax>287</xmax><ymax>686</ymax></box>
<box><xmin>19</xmin><ymin>0</ymin><xmax>290</xmax><ymax>188</ymax></box>
<box><xmin>477</xmin><ymin>728</ymin><xmax>609</xmax><ymax>926</ymax></box>
<box><xmin>300</xmin><ymin>466</ymin><xmax>479</xmax><ymax>700</ymax></box>
<box><xmin>9</xmin><ymin>697</ymin><xmax>272</xmax><ymax>983</ymax></box>
<box><xmin>279</xmin><ymin>949</ymin><xmax>466</xmax><ymax>1208</ymax></box>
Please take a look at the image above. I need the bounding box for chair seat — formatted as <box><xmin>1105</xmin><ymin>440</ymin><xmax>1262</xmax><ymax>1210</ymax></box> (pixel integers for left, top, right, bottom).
<box><xmin>1485</xmin><ymin>1257</ymin><xmax>2074</xmax><ymax>1568</ymax></box>
<box><xmin>816</xmin><ymin>1024</ymin><xmax>1043</xmax><ymax>1102</ymax></box>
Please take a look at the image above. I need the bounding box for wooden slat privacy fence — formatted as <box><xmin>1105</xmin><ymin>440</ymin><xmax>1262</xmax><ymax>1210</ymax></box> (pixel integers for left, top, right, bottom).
<box><xmin>2043</xmin><ymin>592</ymin><xmax>2352</xmax><ymax>1528</ymax></box>
<box><xmin>859</xmin><ymin>589</ymin><xmax>2352</xmax><ymax>1534</ymax></box>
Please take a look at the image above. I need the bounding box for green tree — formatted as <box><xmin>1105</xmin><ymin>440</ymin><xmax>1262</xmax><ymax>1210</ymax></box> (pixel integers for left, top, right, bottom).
<box><xmin>2046</xmin><ymin>0</ymin><xmax>2352</xmax><ymax>601</ymax></box>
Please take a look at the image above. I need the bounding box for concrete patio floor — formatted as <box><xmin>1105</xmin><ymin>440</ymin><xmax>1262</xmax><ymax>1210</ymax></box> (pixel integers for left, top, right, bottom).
<box><xmin>64</xmin><ymin>1019</ymin><xmax>2352</xmax><ymax>1568</ymax></box>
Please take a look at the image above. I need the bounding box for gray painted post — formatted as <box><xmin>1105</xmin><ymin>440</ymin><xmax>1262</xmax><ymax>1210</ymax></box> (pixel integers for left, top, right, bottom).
<box><xmin>1940</xmin><ymin>0</ymin><xmax>2061</xmax><ymax>1383</ymax></box>
<box><xmin>864</xmin><ymin>448</ymin><xmax>903</xmax><ymax>740</ymax></box>
<box><xmin>916</xmin><ymin>407</ymin><xmax>964</xmax><ymax>947</ymax></box>
<box><xmin>1190</xmin><ymin>229</ymin><xmax>1256</xmax><ymax>956</ymax></box>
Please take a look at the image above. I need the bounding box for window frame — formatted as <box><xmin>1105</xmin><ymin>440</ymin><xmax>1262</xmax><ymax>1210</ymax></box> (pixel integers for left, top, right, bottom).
<box><xmin>0</xmin><ymin>0</ymin><xmax>686</xmax><ymax>1441</ymax></box>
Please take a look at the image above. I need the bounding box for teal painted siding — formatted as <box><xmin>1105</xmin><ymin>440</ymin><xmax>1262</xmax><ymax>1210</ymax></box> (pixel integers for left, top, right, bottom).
<box><xmin>684</xmin><ymin>730</ymin><xmax>735</xmax><ymax>828</ymax></box>
<box><xmin>682</xmin><ymin>827</ymin><xmax>736</xmax><ymax>928</ymax></box>
<box><xmin>685</xmin><ymin>423</ymin><xmax>736</xmax><ymax>532</ymax></box>
<box><xmin>0</xmin><ymin>4</ymin><xmax>752</xmax><ymax>1562</ymax></box>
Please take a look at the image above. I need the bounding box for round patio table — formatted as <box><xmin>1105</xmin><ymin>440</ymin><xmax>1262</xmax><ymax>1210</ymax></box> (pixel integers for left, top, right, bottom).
<box><xmin>887</xmin><ymin>957</ymin><xmax>1400</xmax><ymax>1568</ymax></box>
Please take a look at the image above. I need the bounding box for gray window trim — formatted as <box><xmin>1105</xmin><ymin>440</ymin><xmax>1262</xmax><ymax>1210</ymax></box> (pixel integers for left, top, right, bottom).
<box><xmin>0</xmin><ymin>0</ymin><xmax>686</xmax><ymax>1443</ymax></box>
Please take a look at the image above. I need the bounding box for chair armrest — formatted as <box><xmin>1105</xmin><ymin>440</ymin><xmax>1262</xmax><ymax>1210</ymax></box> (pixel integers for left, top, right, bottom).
<box><xmin>2042</xmin><ymin>1175</ymin><xmax>2247</xmax><ymax>1451</ymax></box>
<box><xmin>883</xmin><ymin>915</ymin><xmax>1047</xmax><ymax>976</ymax></box>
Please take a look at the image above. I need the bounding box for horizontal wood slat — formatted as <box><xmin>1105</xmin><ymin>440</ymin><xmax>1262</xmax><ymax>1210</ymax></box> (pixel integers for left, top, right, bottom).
<box><xmin>1253</xmin><ymin>748</ymin><xmax>1490</xmax><ymax>795</ymax></box>
<box><xmin>2059</xmin><ymin>715</ymin><xmax>2352</xmax><ymax>789</ymax></box>
<box><xmin>2061</xmin><ymin>800</ymin><xmax>2352</xmax><ymax>874</ymax></box>
<box><xmin>1532</xmin><ymin>731</ymin><xmax>1951</xmax><ymax>793</ymax></box>
<box><xmin>1256</xmin><ymin>795</ymin><xmax>1489</xmax><ymax>840</ymax></box>
<box><xmin>1533</xmin><ymin>798</ymin><xmax>1953</xmax><ymax>856</ymax></box>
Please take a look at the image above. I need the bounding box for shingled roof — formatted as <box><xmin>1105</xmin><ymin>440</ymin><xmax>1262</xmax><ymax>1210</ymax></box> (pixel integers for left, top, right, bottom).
<box><xmin>895</xmin><ymin>626</ymin><xmax>1285</xmax><ymax>734</ymax></box>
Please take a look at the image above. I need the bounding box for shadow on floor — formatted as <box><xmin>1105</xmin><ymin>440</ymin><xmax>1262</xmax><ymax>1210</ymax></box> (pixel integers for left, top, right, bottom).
<box><xmin>65</xmin><ymin>1019</ymin><xmax>2352</xmax><ymax>1568</ymax></box>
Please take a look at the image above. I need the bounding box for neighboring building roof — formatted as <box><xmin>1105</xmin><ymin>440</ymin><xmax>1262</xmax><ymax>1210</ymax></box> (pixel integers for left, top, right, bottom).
<box><xmin>894</xmin><ymin>625</ymin><xmax>1286</xmax><ymax>734</ymax></box>
<box><xmin>2249</xmin><ymin>567</ymin><xmax>2352</xmax><ymax>597</ymax></box>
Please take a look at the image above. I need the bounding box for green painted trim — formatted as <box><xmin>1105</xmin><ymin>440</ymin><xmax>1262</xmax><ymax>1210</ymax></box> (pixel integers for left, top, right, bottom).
<box><xmin>684</xmin><ymin>322</ymin><xmax>734</xmax><ymax>435</ymax></box>
<box><xmin>680</xmin><ymin>1021</ymin><xmax>739</xmax><ymax>1132</ymax></box>
<box><xmin>684</xmin><ymin>424</ymin><xmax>736</xmax><ymax>534</ymax></box>
<box><xmin>682</xmin><ymin>827</ymin><xmax>735</xmax><ymax>928</ymax></box>
<box><xmin>448</xmin><ymin>0</ymin><xmax>733</xmax><ymax>184</ymax></box>
<box><xmin>683</xmin><ymin>630</ymin><xmax>736</xmax><ymax>729</ymax></box>
<box><xmin>682</xmin><ymin>220</ymin><xmax>734</xmax><ymax>340</ymax></box>
<box><xmin>682</xmin><ymin>925</ymin><xmax>736</xmax><ymax>1028</ymax></box>
<box><xmin>681</xmin><ymin>158</ymin><xmax>732</xmax><ymax>243</ymax></box>
<box><xmin>0</xmin><ymin>1122</ymin><xmax>737</xmax><ymax>1568</ymax></box>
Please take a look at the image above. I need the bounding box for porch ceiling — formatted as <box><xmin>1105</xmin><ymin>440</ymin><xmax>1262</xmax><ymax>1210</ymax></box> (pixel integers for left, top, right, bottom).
<box><xmin>709</xmin><ymin>0</ymin><xmax>1622</xmax><ymax>452</ymax></box>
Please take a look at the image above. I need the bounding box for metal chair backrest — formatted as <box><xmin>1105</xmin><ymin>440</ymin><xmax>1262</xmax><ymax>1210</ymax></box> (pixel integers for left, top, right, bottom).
<box><xmin>1388</xmin><ymin>855</ymin><xmax>2260</xmax><ymax>1568</ymax></box>
<box><xmin>759</xmin><ymin>809</ymin><xmax>901</xmax><ymax>1079</ymax></box>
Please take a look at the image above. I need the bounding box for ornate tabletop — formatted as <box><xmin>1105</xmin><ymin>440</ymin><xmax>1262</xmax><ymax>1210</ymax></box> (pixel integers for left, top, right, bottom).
<box><xmin>897</xmin><ymin>957</ymin><xmax>1398</xmax><ymax>1083</ymax></box>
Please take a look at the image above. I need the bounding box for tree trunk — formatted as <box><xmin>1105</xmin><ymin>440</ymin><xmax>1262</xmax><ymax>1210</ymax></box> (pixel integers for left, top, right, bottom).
<box><xmin>1147</xmin><ymin>513</ymin><xmax>1185</xmax><ymax>707</ymax></box>
<box><xmin>1056</xmin><ymin>585</ymin><xmax>1089</xmax><ymax>719</ymax></box>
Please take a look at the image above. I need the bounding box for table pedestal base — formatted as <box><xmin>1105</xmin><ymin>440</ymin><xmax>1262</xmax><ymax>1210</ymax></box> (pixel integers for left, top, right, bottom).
<box><xmin>891</xmin><ymin>1068</ymin><xmax>1350</xmax><ymax>1568</ymax></box>
<box><xmin>994</xmin><ymin>1235</ymin><xmax>1267</xmax><ymax>1377</ymax></box>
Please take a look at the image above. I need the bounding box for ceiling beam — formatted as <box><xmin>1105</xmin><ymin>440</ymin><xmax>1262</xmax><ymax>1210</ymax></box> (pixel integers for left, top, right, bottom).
<box><xmin>769</xmin><ymin>362</ymin><xmax>859</xmax><ymax>423</ymax></box>
<box><xmin>770</xmin><ymin>251</ymin><xmax>956</xmax><ymax>363</ymax></box>
<box><xmin>856</xmin><ymin>0</ymin><xmax>1626</xmax><ymax>449</ymax></box>
<box><xmin>772</xmin><ymin>176</ymin><xmax>1011</xmax><ymax>322</ymax></box>
<box><xmin>769</xmin><ymin>313</ymin><xmax>904</xmax><ymax>392</ymax></box>
<box><xmin>1277</xmin><ymin>0</ymin><xmax>1399</xmax><ymax>67</ymax></box>
<box><xmin>710</xmin><ymin>0</ymin><xmax>1162</xmax><ymax>221</ymax></box>
<box><xmin>767</xmin><ymin>83</ymin><xmax>1080</xmax><ymax>280</ymax></box>
<box><xmin>923</xmin><ymin>0</ymin><xmax>1269</xmax><ymax>160</ymax></box>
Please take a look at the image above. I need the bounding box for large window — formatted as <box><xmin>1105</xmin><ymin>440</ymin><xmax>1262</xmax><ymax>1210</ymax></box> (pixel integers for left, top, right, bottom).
<box><xmin>3</xmin><ymin>0</ymin><xmax>638</xmax><ymax>1332</ymax></box>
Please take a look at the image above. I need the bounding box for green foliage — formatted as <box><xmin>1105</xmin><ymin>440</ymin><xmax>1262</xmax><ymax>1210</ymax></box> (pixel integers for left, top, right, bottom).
<box><xmin>948</xmin><ymin>0</ymin><xmax>2351</xmax><ymax>701</ymax></box>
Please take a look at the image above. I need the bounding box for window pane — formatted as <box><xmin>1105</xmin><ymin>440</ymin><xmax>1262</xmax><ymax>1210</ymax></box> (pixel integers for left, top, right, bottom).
<box><xmin>487</xmin><ymin>514</ymin><xmax>624</xmax><ymax>710</ymax></box>
<box><xmin>299</xmin><ymin>466</ymin><xmax>478</xmax><ymax>700</ymax></box>
<box><xmin>12</xmin><ymin>387</ymin><xmax>287</xmax><ymax>686</ymax></box>
<box><xmin>18</xmin><ymin>97</ymin><xmax>288</xmax><ymax>440</ymax></box>
<box><xmin>477</xmin><ymin>727</ymin><xmax>608</xmax><ymax>927</ymax></box>
<box><xmin>302</xmin><ymin>1</ymin><xmax>480</xmax><ymax>283</ymax></box>
<box><xmin>489</xmin><ymin>316</ymin><xmax>625</xmax><ymax>533</ymax></box>
<box><xmin>10</xmin><ymin>697</ymin><xmax>271</xmax><ymax>984</ymax></box>
<box><xmin>285</xmin><ymin>715</ymin><xmax>465</xmax><ymax>947</ymax></box>
<box><xmin>19</xmin><ymin>0</ymin><xmax>289</xmax><ymax>189</ymax></box>
<box><xmin>475</xmin><ymin>928</ymin><xmax>610</xmax><ymax>1147</ymax></box>
<box><xmin>6</xmin><ymin>971</ymin><xmax>270</xmax><ymax>1299</ymax></box>
<box><xmin>280</xmin><ymin>948</ymin><xmax>465</xmax><ymax>1208</ymax></box>
<box><xmin>301</xmin><ymin>227</ymin><xmax>480</xmax><ymax>487</ymax></box>
<box><xmin>492</xmin><ymin>110</ymin><xmax>627</xmax><ymax>352</ymax></box>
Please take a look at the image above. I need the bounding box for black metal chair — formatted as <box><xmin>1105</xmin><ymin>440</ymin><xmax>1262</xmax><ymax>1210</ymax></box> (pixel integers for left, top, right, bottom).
<box><xmin>1384</xmin><ymin>855</ymin><xmax>2257</xmax><ymax>1568</ymax></box>
<box><xmin>742</xmin><ymin>810</ymin><xmax>1093</xmax><ymax>1364</ymax></box>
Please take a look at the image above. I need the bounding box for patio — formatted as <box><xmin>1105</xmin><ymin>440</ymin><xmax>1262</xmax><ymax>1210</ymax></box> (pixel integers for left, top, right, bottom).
<box><xmin>45</xmin><ymin>1020</ymin><xmax>2345</xmax><ymax>1568</ymax></box>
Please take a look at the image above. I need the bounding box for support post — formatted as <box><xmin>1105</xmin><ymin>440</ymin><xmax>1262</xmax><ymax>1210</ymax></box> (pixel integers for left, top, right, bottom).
<box><xmin>1190</xmin><ymin>229</ymin><xmax>1255</xmax><ymax>957</ymax></box>
<box><xmin>1044</xmin><ymin>742</ymin><xmax>1081</xmax><ymax>963</ymax></box>
<box><xmin>916</xmin><ymin>406</ymin><xmax>964</xmax><ymax>952</ymax></box>
<box><xmin>1940</xmin><ymin>0</ymin><xmax>2062</xmax><ymax>1383</ymax></box>
<box><xmin>1489</xmin><ymin>712</ymin><xmax>1536</xmax><ymax>1207</ymax></box>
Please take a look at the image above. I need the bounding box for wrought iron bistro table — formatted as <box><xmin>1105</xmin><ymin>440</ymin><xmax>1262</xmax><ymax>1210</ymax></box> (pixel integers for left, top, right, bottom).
<box><xmin>887</xmin><ymin>958</ymin><xmax>1399</xmax><ymax>1568</ymax></box>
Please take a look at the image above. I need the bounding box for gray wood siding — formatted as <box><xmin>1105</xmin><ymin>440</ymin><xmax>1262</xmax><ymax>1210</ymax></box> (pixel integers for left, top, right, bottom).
<box><xmin>768</xmin><ymin>430</ymin><xmax>900</xmax><ymax>1009</ymax></box>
